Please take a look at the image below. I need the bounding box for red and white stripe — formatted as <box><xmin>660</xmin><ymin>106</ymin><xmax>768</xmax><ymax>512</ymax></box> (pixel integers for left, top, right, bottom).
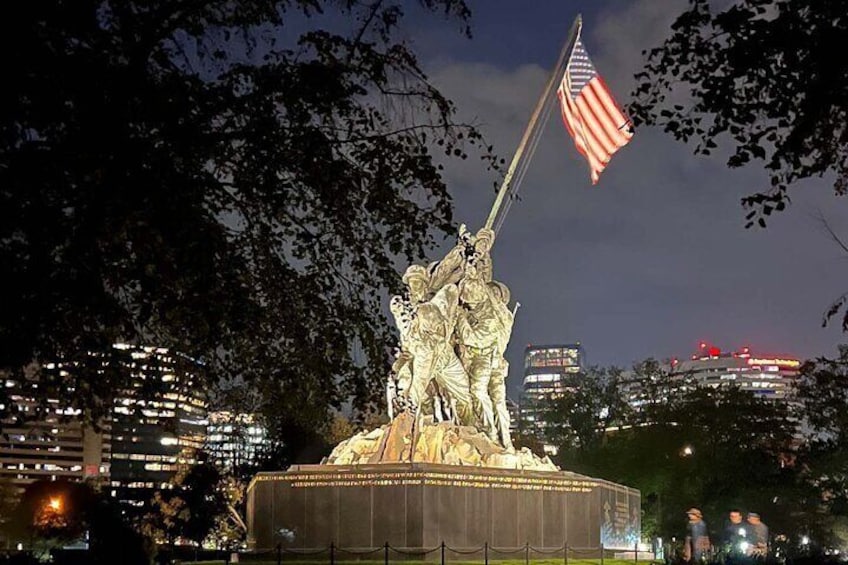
<box><xmin>557</xmin><ymin>69</ymin><xmax>633</xmax><ymax>184</ymax></box>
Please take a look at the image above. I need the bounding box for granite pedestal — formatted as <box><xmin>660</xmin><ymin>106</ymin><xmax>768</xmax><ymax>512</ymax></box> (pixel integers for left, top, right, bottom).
<box><xmin>246</xmin><ymin>463</ymin><xmax>640</xmax><ymax>555</ymax></box>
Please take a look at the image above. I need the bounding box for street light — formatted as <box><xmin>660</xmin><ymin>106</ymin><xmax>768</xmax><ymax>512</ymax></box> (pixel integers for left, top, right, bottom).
<box><xmin>34</xmin><ymin>495</ymin><xmax>66</xmax><ymax>529</ymax></box>
<box><xmin>682</xmin><ymin>445</ymin><xmax>694</xmax><ymax>456</ymax></box>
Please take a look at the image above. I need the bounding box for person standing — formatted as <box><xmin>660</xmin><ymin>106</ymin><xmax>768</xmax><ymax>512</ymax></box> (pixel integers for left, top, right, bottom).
<box><xmin>746</xmin><ymin>512</ymin><xmax>769</xmax><ymax>557</ymax></box>
<box><xmin>684</xmin><ymin>508</ymin><xmax>711</xmax><ymax>563</ymax></box>
<box><xmin>723</xmin><ymin>509</ymin><xmax>747</xmax><ymax>561</ymax></box>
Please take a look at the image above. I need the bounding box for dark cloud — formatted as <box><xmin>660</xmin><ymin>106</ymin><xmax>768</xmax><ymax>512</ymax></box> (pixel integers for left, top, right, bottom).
<box><xmin>412</xmin><ymin>1</ymin><xmax>848</xmax><ymax>397</ymax></box>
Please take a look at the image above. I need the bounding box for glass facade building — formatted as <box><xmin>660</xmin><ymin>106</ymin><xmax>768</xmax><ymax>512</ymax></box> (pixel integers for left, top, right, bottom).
<box><xmin>107</xmin><ymin>344</ymin><xmax>207</xmax><ymax>513</ymax></box>
<box><xmin>519</xmin><ymin>344</ymin><xmax>586</xmax><ymax>452</ymax></box>
<box><xmin>0</xmin><ymin>344</ymin><xmax>208</xmax><ymax>516</ymax></box>
<box><xmin>0</xmin><ymin>373</ymin><xmax>107</xmax><ymax>489</ymax></box>
<box><xmin>206</xmin><ymin>410</ymin><xmax>269</xmax><ymax>475</ymax></box>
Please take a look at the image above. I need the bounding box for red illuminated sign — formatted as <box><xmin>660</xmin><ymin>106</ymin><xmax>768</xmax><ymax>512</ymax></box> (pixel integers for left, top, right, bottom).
<box><xmin>746</xmin><ymin>358</ymin><xmax>800</xmax><ymax>368</ymax></box>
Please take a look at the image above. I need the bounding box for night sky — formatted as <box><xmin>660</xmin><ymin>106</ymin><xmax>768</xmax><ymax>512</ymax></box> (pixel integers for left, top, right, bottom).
<box><xmin>402</xmin><ymin>0</ymin><xmax>848</xmax><ymax>393</ymax></box>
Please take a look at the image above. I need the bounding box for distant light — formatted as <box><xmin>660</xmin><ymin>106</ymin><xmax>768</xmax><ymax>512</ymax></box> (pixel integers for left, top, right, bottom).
<box><xmin>708</xmin><ymin>346</ymin><xmax>721</xmax><ymax>357</ymax></box>
<box><xmin>49</xmin><ymin>497</ymin><xmax>62</xmax><ymax>511</ymax></box>
<box><xmin>740</xmin><ymin>541</ymin><xmax>750</xmax><ymax>553</ymax></box>
<box><xmin>682</xmin><ymin>445</ymin><xmax>693</xmax><ymax>456</ymax></box>
<box><xmin>738</xmin><ymin>528</ymin><xmax>746</xmax><ymax>537</ymax></box>
<box><xmin>801</xmin><ymin>536</ymin><xmax>810</xmax><ymax>545</ymax></box>
<box><xmin>699</xmin><ymin>342</ymin><xmax>707</xmax><ymax>349</ymax></box>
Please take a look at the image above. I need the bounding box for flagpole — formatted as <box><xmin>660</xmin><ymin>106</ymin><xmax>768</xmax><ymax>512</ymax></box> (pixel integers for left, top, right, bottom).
<box><xmin>484</xmin><ymin>14</ymin><xmax>583</xmax><ymax>232</ymax></box>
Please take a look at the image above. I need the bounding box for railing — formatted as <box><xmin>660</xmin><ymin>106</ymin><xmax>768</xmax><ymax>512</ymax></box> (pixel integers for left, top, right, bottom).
<box><xmin>241</xmin><ymin>541</ymin><xmax>648</xmax><ymax>565</ymax></box>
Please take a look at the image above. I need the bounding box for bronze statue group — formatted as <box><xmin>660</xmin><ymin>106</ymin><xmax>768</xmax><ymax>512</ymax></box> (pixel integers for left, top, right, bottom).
<box><xmin>388</xmin><ymin>225</ymin><xmax>515</xmax><ymax>450</ymax></box>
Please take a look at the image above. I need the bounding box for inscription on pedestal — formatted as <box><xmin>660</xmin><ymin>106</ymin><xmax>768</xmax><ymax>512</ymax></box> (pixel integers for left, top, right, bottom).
<box><xmin>246</xmin><ymin>463</ymin><xmax>640</xmax><ymax>553</ymax></box>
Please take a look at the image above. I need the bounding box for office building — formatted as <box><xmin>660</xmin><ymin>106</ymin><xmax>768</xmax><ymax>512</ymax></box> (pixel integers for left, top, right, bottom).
<box><xmin>519</xmin><ymin>343</ymin><xmax>586</xmax><ymax>453</ymax></box>
<box><xmin>1</xmin><ymin>343</ymin><xmax>208</xmax><ymax>516</ymax></box>
<box><xmin>108</xmin><ymin>343</ymin><xmax>207</xmax><ymax>512</ymax></box>
<box><xmin>206</xmin><ymin>410</ymin><xmax>269</xmax><ymax>475</ymax></box>
<box><xmin>506</xmin><ymin>399</ymin><xmax>520</xmax><ymax>435</ymax></box>
<box><xmin>621</xmin><ymin>343</ymin><xmax>801</xmax><ymax>413</ymax></box>
<box><xmin>671</xmin><ymin>342</ymin><xmax>800</xmax><ymax>400</ymax></box>
<box><xmin>0</xmin><ymin>371</ymin><xmax>108</xmax><ymax>490</ymax></box>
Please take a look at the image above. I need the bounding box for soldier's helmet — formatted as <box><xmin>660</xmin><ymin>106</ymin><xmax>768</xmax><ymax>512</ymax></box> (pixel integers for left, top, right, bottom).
<box><xmin>402</xmin><ymin>264</ymin><xmax>428</xmax><ymax>285</ymax></box>
<box><xmin>487</xmin><ymin>281</ymin><xmax>510</xmax><ymax>304</ymax></box>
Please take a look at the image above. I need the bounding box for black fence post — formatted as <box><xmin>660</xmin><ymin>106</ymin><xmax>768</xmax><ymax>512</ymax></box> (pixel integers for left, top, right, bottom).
<box><xmin>524</xmin><ymin>542</ymin><xmax>529</xmax><ymax>565</ymax></box>
<box><xmin>564</xmin><ymin>541</ymin><xmax>568</xmax><ymax>565</ymax></box>
<box><xmin>384</xmin><ymin>542</ymin><xmax>389</xmax><ymax>565</ymax></box>
<box><xmin>634</xmin><ymin>540</ymin><xmax>638</xmax><ymax>564</ymax></box>
<box><xmin>276</xmin><ymin>543</ymin><xmax>282</xmax><ymax>565</ymax></box>
<box><xmin>600</xmin><ymin>542</ymin><xmax>604</xmax><ymax>565</ymax></box>
<box><xmin>440</xmin><ymin>541</ymin><xmax>445</xmax><ymax>565</ymax></box>
<box><xmin>484</xmin><ymin>542</ymin><xmax>488</xmax><ymax>565</ymax></box>
<box><xmin>330</xmin><ymin>543</ymin><xmax>335</xmax><ymax>565</ymax></box>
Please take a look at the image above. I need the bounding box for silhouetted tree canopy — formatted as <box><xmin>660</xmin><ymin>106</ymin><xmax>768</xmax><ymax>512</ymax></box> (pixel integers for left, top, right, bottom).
<box><xmin>795</xmin><ymin>346</ymin><xmax>848</xmax><ymax>520</ymax></box>
<box><xmin>543</xmin><ymin>360</ymin><xmax>816</xmax><ymax>544</ymax></box>
<box><xmin>145</xmin><ymin>461</ymin><xmax>226</xmax><ymax>546</ymax></box>
<box><xmin>542</xmin><ymin>366</ymin><xmax>631</xmax><ymax>451</ymax></box>
<box><xmin>631</xmin><ymin>0</ymin><xmax>848</xmax><ymax>228</ymax></box>
<box><xmin>0</xmin><ymin>1</ymin><xmax>498</xmax><ymax>447</ymax></box>
<box><xmin>631</xmin><ymin>0</ymin><xmax>848</xmax><ymax>332</ymax></box>
<box><xmin>7</xmin><ymin>480</ymin><xmax>149</xmax><ymax>564</ymax></box>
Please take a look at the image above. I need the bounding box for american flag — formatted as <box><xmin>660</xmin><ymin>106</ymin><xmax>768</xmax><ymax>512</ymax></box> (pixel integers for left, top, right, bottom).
<box><xmin>557</xmin><ymin>32</ymin><xmax>633</xmax><ymax>184</ymax></box>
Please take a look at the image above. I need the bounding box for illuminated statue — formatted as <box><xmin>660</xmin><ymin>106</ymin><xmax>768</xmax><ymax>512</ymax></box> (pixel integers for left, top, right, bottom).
<box><xmin>487</xmin><ymin>282</ymin><xmax>516</xmax><ymax>450</ymax></box>
<box><xmin>456</xmin><ymin>270</ymin><xmax>515</xmax><ymax>447</ymax></box>
<box><xmin>390</xmin><ymin>264</ymin><xmax>474</xmax><ymax>426</ymax></box>
<box><xmin>387</xmin><ymin>225</ymin><xmax>516</xmax><ymax>445</ymax></box>
<box><xmin>329</xmin><ymin>224</ymin><xmax>555</xmax><ymax>470</ymax></box>
<box><xmin>426</xmin><ymin>225</ymin><xmax>495</xmax><ymax>292</ymax></box>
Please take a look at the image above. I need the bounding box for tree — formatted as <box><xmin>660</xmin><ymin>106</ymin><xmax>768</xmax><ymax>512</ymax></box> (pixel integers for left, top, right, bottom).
<box><xmin>0</xmin><ymin>1</ymin><xmax>499</xmax><ymax>451</ymax></box>
<box><xmin>7</xmin><ymin>480</ymin><xmax>149</xmax><ymax>564</ymax></box>
<box><xmin>541</xmin><ymin>359</ymin><xmax>811</xmax><ymax>543</ymax></box>
<box><xmin>631</xmin><ymin>0</ymin><xmax>848</xmax><ymax>330</ymax></box>
<box><xmin>0</xmin><ymin>478</ymin><xmax>18</xmax><ymax>546</ymax></box>
<box><xmin>632</xmin><ymin>0</ymin><xmax>848</xmax><ymax>225</ymax></box>
<box><xmin>795</xmin><ymin>346</ymin><xmax>848</xmax><ymax>531</ymax></box>
<box><xmin>145</xmin><ymin>461</ymin><xmax>227</xmax><ymax>547</ymax></box>
<box><xmin>543</xmin><ymin>366</ymin><xmax>631</xmax><ymax>452</ymax></box>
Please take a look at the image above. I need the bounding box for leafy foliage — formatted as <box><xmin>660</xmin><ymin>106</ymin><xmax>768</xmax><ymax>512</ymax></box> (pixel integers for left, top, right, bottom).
<box><xmin>208</xmin><ymin>475</ymin><xmax>249</xmax><ymax>550</ymax></box>
<box><xmin>542</xmin><ymin>366</ymin><xmax>631</xmax><ymax>451</ymax></box>
<box><xmin>544</xmin><ymin>360</ymin><xmax>813</xmax><ymax>543</ymax></box>
<box><xmin>795</xmin><ymin>347</ymin><xmax>848</xmax><ymax>523</ymax></box>
<box><xmin>631</xmin><ymin>0</ymin><xmax>848</xmax><ymax>228</ymax></box>
<box><xmin>145</xmin><ymin>461</ymin><xmax>227</xmax><ymax>546</ymax></box>
<box><xmin>0</xmin><ymin>1</ymin><xmax>500</xmax><ymax>452</ymax></box>
<box><xmin>6</xmin><ymin>480</ymin><xmax>149</xmax><ymax>564</ymax></box>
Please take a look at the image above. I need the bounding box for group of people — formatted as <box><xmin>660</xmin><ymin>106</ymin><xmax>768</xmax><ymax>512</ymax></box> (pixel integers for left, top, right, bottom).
<box><xmin>684</xmin><ymin>507</ymin><xmax>769</xmax><ymax>562</ymax></box>
<box><xmin>387</xmin><ymin>225</ymin><xmax>515</xmax><ymax>449</ymax></box>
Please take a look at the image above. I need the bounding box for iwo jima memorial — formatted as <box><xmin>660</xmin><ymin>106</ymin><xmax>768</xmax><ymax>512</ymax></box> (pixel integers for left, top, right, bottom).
<box><xmin>246</xmin><ymin>15</ymin><xmax>640</xmax><ymax>558</ymax></box>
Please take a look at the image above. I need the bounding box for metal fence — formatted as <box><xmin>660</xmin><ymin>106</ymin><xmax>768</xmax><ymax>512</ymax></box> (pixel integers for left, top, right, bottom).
<box><xmin>0</xmin><ymin>542</ymin><xmax>650</xmax><ymax>565</ymax></box>
<box><xmin>242</xmin><ymin>542</ymin><xmax>647</xmax><ymax>565</ymax></box>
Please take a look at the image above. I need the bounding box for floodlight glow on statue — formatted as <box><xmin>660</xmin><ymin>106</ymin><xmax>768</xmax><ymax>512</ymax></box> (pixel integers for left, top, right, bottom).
<box><xmin>326</xmin><ymin>14</ymin><xmax>633</xmax><ymax>470</ymax></box>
